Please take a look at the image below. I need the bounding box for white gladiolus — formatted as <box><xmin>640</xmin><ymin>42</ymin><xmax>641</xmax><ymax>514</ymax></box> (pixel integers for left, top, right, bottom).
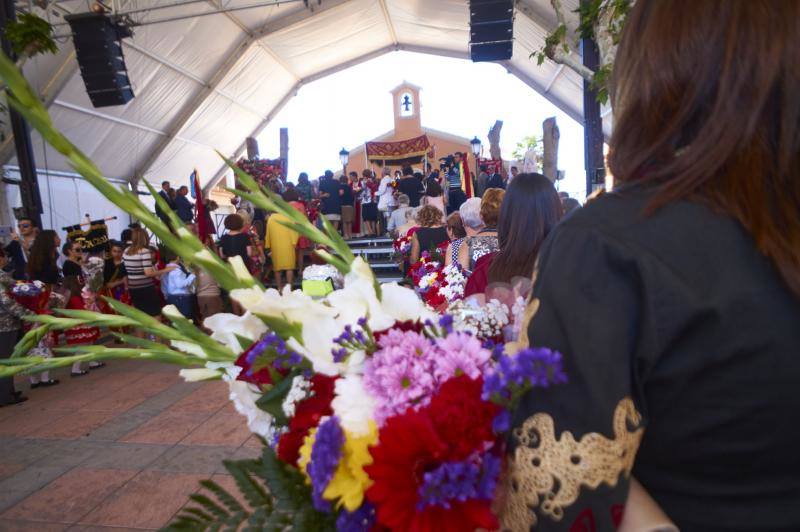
<box><xmin>171</xmin><ymin>340</ymin><xmax>208</xmax><ymax>359</ymax></box>
<box><xmin>203</xmin><ymin>312</ymin><xmax>268</xmax><ymax>355</ymax></box>
<box><xmin>229</xmin><ymin>257</ymin><xmax>435</xmax><ymax>376</ymax></box>
<box><xmin>179</xmin><ymin>367</ymin><xmax>221</xmax><ymax>382</ymax></box>
<box><xmin>212</xmin><ymin>363</ymin><xmax>276</xmax><ymax>440</ymax></box>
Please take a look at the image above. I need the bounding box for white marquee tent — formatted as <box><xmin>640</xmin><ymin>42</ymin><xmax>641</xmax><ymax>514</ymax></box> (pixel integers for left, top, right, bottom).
<box><xmin>1</xmin><ymin>0</ymin><xmax>603</xmax><ymax>235</ymax></box>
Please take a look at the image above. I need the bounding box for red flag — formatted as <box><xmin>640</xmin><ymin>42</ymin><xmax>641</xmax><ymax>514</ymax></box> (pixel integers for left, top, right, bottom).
<box><xmin>459</xmin><ymin>158</ymin><xmax>474</xmax><ymax>198</ymax></box>
<box><xmin>193</xmin><ymin>170</ymin><xmax>211</xmax><ymax>244</ymax></box>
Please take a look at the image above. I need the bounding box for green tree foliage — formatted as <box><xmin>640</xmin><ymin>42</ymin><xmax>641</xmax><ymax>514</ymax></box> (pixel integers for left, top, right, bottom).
<box><xmin>511</xmin><ymin>135</ymin><xmax>543</xmax><ymax>163</ymax></box>
<box><xmin>4</xmin><ymin>12</ymin><xmax>58</xmax><ymax>58</ymax></box>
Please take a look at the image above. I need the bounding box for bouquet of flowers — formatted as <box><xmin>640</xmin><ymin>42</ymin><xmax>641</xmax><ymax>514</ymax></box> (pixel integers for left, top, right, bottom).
<box><xmin>235</xmin><ymin>157</ymin><xmax>283</xmax><ymax>186</ymax></box>
<box><xmin>408</xmin><ymin>250</ymin><xmax>466</xmax><ymax>309</ymax></box>
<box><xmin>440</xmin><ymin>263</ymin><xmax>467</xmax><ymax>304</ymax></box>
<box><xmin>0</xmin><ymin>56</ymin><xmax>568</xmax><ymax>532</ymax></box>
<box><xmin>10</xmin><ymin>280</ymin><xmax>49</xmax><ymax>313</ymax></box>
<box><xmin>392</xmin><ymin>233</ymin><xmax>412</xmax><ymax>258</ymax></box>
<box><xmin>448</xmin><ymin>279</ymin><xmax>534</xmax><ymax>344</ymax></box>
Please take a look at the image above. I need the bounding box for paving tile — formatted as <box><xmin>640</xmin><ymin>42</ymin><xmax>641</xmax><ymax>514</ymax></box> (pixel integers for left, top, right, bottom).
<box><xmin>78</xmin><ymin>471</ymin><xmax>205</xmax><ymax>529</ymax></box>
<box><xmin>0</xmin><ymin>465</ymin><xmax>72</xmax><ymax>493</ymax></box>
<box><xmin>0</xmin><ymin>463</ymin><xmax>24</xmax><ymax>481</ymax></box>
<box><xmin>77</xmin><ymin>391</ymin><xmax>148</xmax><ymax>415</ymax></box>
<box><xmin>0</xmin><ymin>519</ymin><xmax>67</xmax><ymax>531</ymax></box>
<box><xmin>180</xmin><ymin>407</ymin><xmax>250</xmax><ymax>447</ymax></box>
<box><xmin>134</xmin><ymin>381</ymin><xmax>202</xmax><ymax>412</ymax></box>
<box><xmin>0</xmin><ymin>491</ymin><xmax>33</xmax><ymax>514</ymax></box>
<box><xmin>78</xmin><ymin>442</ymin><xmax>170</xmax><ymax>470</ymax></box>
<box><xmin>0</xmin><ymin>438</ymin><xmax>60</xmax><ymax>466</ymax></box>
<box><xmin>147</xmin><ymin>445</ymin><xmax>238</xmax><ymax>474</ymax></box>
<box><xmin>33</xmin><ymin>440</ymin><xmax>109</xmax><ymax>468</ymax></box>
<box><xmin>119</xmin><ymin>411</ymin><xmax>212</xmax><ymax>445</ymax></box>
<box><xmin>2</xmin><ymin>468</ymin><xmax>136</xmax><ymax>523</ymax></box>
<box><xmin>0</xmin><ymin>405</ymin><xmax>72</xmax><ymax>437</ymax></box>
<box><xmin>27</xmin><ymin>410</ymin><xmax>118</xmax><ymax>440</ymax></box>
<box><xmin>81</xmin><ymin>409</ymin><xmax>157</xmax><ymax>442</ymax></box>
<box><xmin>241</xmin><ymin>434</ymin><xmax>265</xmax><ymax>449</ymax></box>
<box><xmin>66</xmin><ymin>526</ymin><xmax>143</xmax><ymax>532</ymax></box>
<box><xmin>168</xmin><ymin>381</ymin><xmax>229</xmax><ymax>413</ymax></box>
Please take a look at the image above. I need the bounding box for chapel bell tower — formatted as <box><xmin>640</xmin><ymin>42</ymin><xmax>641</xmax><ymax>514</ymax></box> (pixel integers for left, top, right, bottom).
<box><xmin>391</xmin><ymin>81</ymin><xmax>422</xmax><ymax>137</ymax></box>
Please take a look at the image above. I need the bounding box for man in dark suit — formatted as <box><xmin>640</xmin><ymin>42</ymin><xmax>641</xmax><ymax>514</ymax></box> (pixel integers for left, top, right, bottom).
<box><xmin>175</xmin><ymin>185</ymin><xmax>194</xmax><ymax>223</ymax></box>
<box><xmin>486</xmin><ymin>171</ymin><xmax>506</xmax><ymax>190</ymax></box>
<box><xmin>155</xmin><ymin>180</ymin><xmax>176</xmax><ymax>225</ymax></box>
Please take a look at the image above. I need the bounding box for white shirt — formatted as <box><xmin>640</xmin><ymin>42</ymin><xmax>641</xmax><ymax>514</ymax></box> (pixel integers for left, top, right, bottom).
<box><xmin>377</xmin><ymin>176</ymin><xmax>397</xmax><ymax>210</ymax></box>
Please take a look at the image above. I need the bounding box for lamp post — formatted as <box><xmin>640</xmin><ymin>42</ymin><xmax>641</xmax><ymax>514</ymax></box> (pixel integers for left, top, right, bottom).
<box><xmin>339</xmin><ymin>147</ymin><xmax>350</xmax><ymax>177</ymax></box>
<box><xmin>470</xmin><ymin>136</ymin><xmax>482</xmax><ymax>195</ymax></box>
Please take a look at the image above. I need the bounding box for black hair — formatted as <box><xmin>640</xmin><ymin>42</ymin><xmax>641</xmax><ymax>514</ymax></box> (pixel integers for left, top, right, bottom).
<box><xmin>487</xmin><ymin>173</ymin><xmax>562</xmax><ymax>284</ymax></box>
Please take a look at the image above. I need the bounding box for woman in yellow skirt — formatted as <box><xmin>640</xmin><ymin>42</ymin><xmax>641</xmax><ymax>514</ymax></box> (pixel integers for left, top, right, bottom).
<box><xmin>265</xmin><ymin>189</ymin><xmax>303</xmax><ymax>290</ymax></box>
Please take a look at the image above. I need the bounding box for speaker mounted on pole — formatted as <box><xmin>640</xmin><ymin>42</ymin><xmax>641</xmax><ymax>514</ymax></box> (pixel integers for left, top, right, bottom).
<box><xmin>469</xmin><ymin>0</ymin><xmax>514</xmax><ymax>62</ymax></box>
<box><xmin>65</xmin><ymin>12</ymin><xmax>135</xmax><ymax>108</ymax></box>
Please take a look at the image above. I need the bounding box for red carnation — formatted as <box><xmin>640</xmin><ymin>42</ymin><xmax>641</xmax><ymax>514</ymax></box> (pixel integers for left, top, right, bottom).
<box><xmin>427</xmin><ymin>376</ymin><xmax>499</xmax><ymax>461</ymax></box>
<box><xmin>365</xmin><ymin>377</ymin><xmax>500</xmax><ymax>531</ymax></box>
<box><xmin>276</xmin><ymin>374</ymin><xmax>337</xmax><ymax>465</ymax></box>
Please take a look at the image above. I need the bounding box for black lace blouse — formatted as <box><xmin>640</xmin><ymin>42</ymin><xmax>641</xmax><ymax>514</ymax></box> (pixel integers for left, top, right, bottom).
<box><xmin>501</xmin><ymin>186</ymin><xmax>800</xmax><ymax>531</ymax></box>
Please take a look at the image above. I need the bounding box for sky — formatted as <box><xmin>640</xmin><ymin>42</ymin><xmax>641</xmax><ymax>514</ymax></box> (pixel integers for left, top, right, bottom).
<box><xmin>256</xmin><ymin>51</ymin><xmax>587</xmax><ymax>199</ymax></box>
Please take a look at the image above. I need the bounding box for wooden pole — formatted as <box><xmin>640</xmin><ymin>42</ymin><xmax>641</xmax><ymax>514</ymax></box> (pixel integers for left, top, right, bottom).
<box><xmin>245</xmin><ymin>137</ymin><xmax>259</xmax><ymax>160</ymax></box>
<box><xmin>279</xmin><ymin>128</ymin><xmax>289</xmax><ymax>180</ymax></box>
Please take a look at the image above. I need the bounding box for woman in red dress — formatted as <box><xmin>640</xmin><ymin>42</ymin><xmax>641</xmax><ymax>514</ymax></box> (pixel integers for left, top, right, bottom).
<box><xmin>61</xmin><ymin>240</ymin><xmax>101</xmax><ymax>376</ymax></box>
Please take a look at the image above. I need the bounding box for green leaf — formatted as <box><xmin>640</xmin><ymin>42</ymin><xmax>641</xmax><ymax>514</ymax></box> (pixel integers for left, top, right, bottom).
<box><xmin>224</xmin><ymin>459</ymin><xmax>270</xmax><ymax>510</ymax></box>
<box><xmin>235</xmin><ymin>334</ymin><xmax>255</xmax><ymax>352</ymax></box>
<box><xmin>254</xmin><ymin>314</ymin><xmax>303</xmax><ymax>344</ymax></box>
<box><xmin>199</xmin><ymin>479</ymin><xmax>246</xmax><ymax>515</ymax></box>
<box><xmin>254</xmin><ymin>369</ymin><xmax>299</xmax><ymax>426</ymax></box>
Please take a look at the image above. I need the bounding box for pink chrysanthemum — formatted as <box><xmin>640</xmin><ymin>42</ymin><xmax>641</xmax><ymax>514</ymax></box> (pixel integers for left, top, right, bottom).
<box><xmin>432</xmin><ymin>332</ymin><xmax>492</xmax><ymax>381</ymax></box>
<box><xmin>364</xmin><ymin>330</ymin><xmax>435</xmax><ymax>424</ymax></box>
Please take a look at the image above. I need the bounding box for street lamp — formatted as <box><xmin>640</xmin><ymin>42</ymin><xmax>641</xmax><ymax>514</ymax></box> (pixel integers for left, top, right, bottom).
<box><xmin>339</xmin><ymin>147</ymin><xmax>349</xmax><ymax>175</ymax></box>
<box><xmin>470</xmin><ymin>137</ymin><xmax>481</xmax><ymax>194</ymax></box>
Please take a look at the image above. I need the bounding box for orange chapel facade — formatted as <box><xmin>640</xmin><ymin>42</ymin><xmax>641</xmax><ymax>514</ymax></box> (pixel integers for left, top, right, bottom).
<box><xmin>346</xmin><ymin>82</ymin><xmax>476</xmax><ymax>175</ymax></box>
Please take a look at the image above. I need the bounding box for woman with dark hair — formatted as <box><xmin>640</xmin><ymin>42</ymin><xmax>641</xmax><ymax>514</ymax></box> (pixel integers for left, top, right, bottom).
<box><xmin>499</xmin><ymin>2</ymin><xmax>800</xmax><ymax>530</ymax></box>
<box><xmin>61</xmin><ymin>240</ymin><xmax>101</xmax><ymax>374</ymax></box>
<box><xmin>463</xmin><ymin>174</ymin><xmax>561</xmax><ymax>296</ymax></box>
<box><xmin>409</xmin><ymin>205</ymin><xmax>447</xmax><ymax>264</ymax></box>
<box><xmin>296</xmin><ymin>172</ymin><xmax>313</xmax><ymax>202</ymax></box>
<box><xmin>219</xmin><ymin>214</ymin><xmax>253</xmax><ymax>268</ymax></box>
<box><xmin>27</xmin><ymin>230</ymin><xmax>61</xmax><ymax>286</ymax></box>
<box><xmin>360</xmin><ymin>169</ymin><xmax>379</xmax><ymax>237</ymax></box>
<box><xmin>123</xmin><ymin>228</ymin><xmax>174</xmax><ymax>328</ymax></box>
<box><xmin>421</xmin><ymin>179</ymin><xmax>446</xmax><ymax>214</ymax></box>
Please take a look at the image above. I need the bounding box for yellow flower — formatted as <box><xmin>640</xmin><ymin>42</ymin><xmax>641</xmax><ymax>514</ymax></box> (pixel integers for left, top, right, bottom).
<box><xmin>323</xmin><ymin>422</ymin><xmax>378</xmax><ymax>512</ymax></box>
<box><xmin>298</xmin><ymin>427</ymin><xmax>317</xmax><ymax>479</ymax></box>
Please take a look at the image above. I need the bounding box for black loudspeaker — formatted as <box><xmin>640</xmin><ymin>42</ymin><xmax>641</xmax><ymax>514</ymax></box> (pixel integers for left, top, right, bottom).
<box><xmin>469</xmin><ymin>0</ymin><xmax>514</xmax><ymax>62</ymax></box>
<box><xmin>65</xmin><ymin>13</ymin><xmax>134</xmax><ymax>108</ymax></box>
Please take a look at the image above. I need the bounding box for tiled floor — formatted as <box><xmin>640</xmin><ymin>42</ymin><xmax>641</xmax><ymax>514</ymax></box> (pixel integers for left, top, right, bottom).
<box><xmin>0</xmin><ymin>360</ymin><xmax>260</xmax><ymax>531</ymax></box>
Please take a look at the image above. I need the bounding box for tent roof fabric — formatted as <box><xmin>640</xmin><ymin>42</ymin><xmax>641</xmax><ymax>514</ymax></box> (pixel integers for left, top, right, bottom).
<box><xmin>3</xmin><ymin>0</ymin><xmax>603</xmax><ymax>190</ymax></box>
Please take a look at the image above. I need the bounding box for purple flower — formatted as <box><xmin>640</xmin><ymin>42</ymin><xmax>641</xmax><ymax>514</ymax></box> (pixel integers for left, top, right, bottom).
<box><xmin>331</xmin><ymin>321</ymin><xmax>373</xmax><ymax>362</ymax></box>
<box><xmin>432</xmin><ymin>332</ymin><xmax>492</xmax><ymax>381</ymax></box>
<box><xmin>482</xmin><ymin>347</ymin><xmax>567</xmax><ymax>403</ymax></box>
<box><xmin>363</xmin><ymin>330</ymin><xmax>436</xmax><ymax>423</ymax></box>
<box><xmin>308</xmin><ymin>416</ymin><xmax>344</xmax><ymax>511</ymax></box>
<box><xmin>492</xmin><ymin>410</ymin><xmax>511</xmax><ymax>434</ymax></box>
<box><xmin>439</xmin><ymin>314</ymin><xmax>454</xmax><ymax>334</ymax></box>
<box><xmin>336</xmin><ymin>502</ymin><xmax>376</xmax><ymax>532</ymax></box>
<box><xmin>417</xmin><ymin>453</ymin><xmax>501</xmax><ymax>509</ymax></box>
